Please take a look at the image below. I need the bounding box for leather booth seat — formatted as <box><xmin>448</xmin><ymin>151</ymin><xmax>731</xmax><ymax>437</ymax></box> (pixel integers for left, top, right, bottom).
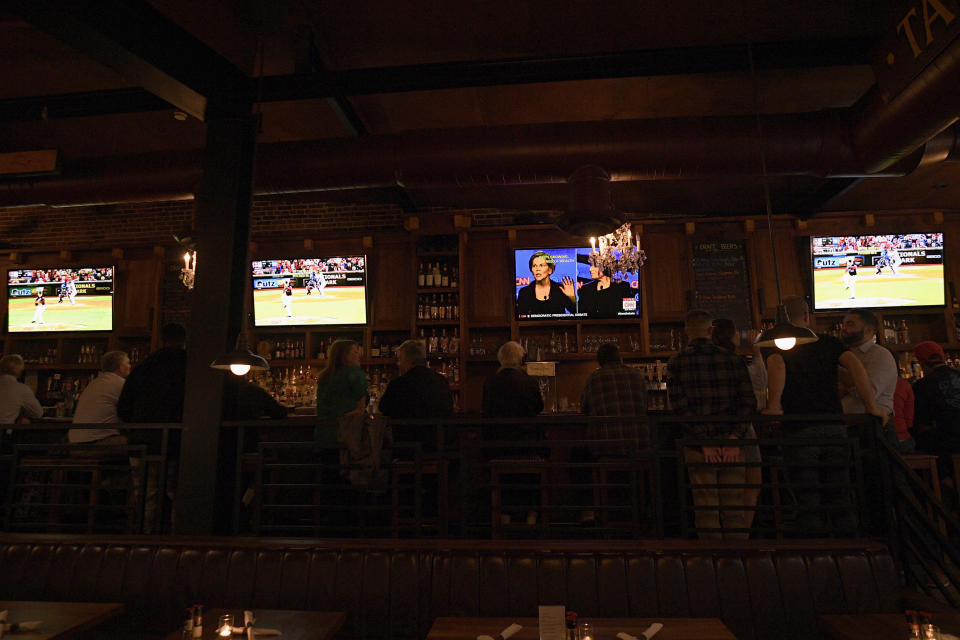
<box><xmin>0</xmin><ymin>536</ymin><xmax>905</xmax><ymax>640</ymax></box>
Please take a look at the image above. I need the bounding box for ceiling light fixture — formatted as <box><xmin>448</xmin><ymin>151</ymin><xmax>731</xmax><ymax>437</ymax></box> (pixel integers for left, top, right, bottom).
<box><xmin>588</xmin><ymin>222</ymin><xmax>646</xmax><ymax>276</ymax></box>
<box><xmin>210</xmin><ymin>330</ymin><xmax>269</xmax><ymax>376</ymax></box>
<box><xmin>210</xmin><ymin>36</ymin><xmax>270</xmax><ymax>376</ymax></box>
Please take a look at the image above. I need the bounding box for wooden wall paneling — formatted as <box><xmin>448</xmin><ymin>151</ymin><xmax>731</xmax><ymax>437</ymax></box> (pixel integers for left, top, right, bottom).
<box><xmin>0</xmin><ymin>252</ymin><xmax>9</xmax><ymax>346</ymax></box>
<box><xmin>118</xmin><ymin>257</ymin><xmax>160</xmax><ymax>333</ymax></box>
<box><xmin>465</xmin><ymin>231</ymin><xmax>511</xmax><ymax>325</ymax></box>
<box><xmin>643</xmin><ymin>231</ymin><xmax>689</xmax><ymax>319</ymax></box>
<box><xmin>370</xmin><ymin>237</ymin><xmax>413</xmax><ymax>330</ymax></box>
<box><xmin>753</xmin><ymin>221</ymin><xmax>805</xmax><ymax>316</ymax></box>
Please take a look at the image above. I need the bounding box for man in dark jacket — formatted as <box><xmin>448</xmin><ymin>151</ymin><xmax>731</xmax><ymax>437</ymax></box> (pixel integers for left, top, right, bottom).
<box><xmin>115</xmin><ymin>322</ymin><xmax>187</xmax><ymax>533</ymax></box>
<box><xmin>482</xmin><ymin>340</ymin><xmax>543</xmax><ymax>452</ymax></box>
<box><xmin>913</xmin><ymin>341</ymin><xmax>960</xmax><ymax>474</ymax></box>
<box><xmin>379</xmin><ymin>339</ymin><xmax>453</xmax><ymax>451</ymax></box>
<box><xmin>117</xmin><ymin>322</ymin><xmax>187</xmax><ymax>448</ymax></box>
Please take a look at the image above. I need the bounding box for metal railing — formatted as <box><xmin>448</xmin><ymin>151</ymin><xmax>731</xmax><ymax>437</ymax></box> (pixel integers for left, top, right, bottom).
<box><xmin>0</xmin><ymin>423</ymin><xmax>181</xmax><ymax>534</ymax></box>
<box><xmin>225</xmin><ymin>413</ymin><xmax>888</xmax><ymax>540</ymax></box>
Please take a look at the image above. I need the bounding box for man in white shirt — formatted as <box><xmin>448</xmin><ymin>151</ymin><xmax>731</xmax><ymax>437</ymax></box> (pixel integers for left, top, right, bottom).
<box><xmin>0</xmin><ymin>354</ymin><xmax>43</xmax><ymax>424</ymax></box>
<box><xmin>68</xmin><ymin>350</ymin><xmax>131</xmax><ymax>446</ymax></box>
<box><xmin>839</xmin><ymin>309</ymin><xmax>899</xmax><ymax>439</ymax></box>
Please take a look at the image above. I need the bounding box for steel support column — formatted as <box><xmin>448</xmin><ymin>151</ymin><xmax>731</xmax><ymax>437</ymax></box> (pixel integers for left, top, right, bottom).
<box><xmin>175</xmin><ymin>114</ymin><xmax>257</xmax><ymax>535</ymax></box>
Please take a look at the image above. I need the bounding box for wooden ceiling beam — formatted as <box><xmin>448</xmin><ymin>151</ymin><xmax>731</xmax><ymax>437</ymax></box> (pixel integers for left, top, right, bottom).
<box><xmin>7</xmin><ymin>0</ymin><xmax>251</xmax><ymax>121</ymax></box>
<box><xmin>0</xmin><ymin>37</ymin><xmax>873</xmax><ymax>122</ymax></box>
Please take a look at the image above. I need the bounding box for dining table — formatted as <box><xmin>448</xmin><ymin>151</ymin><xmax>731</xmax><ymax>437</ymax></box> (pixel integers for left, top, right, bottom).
<box><xmin>820</xmin><ymin>612</ymin><xmax>960</xmax><ymax>640</ymax></box>
<box><xmin>426</xmin><ymin>616</ymin><xmax>737</xmax><ymax>640</ymax></box>
<box><xmin>0</xmin><ymin>600</ymin><xmax>124</xmax><ymax>640</ymax></box>
<box><xmin>162</xmin><ymin>609</ymin><xmax>346</xmax><ymax>640</ymax></box>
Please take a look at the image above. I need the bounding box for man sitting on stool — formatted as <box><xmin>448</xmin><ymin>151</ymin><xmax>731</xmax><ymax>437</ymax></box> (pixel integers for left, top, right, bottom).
<box><xmin>69</xmin><ymin>350</ymin><xmax>131</xmax><ymax>451</ymax></box>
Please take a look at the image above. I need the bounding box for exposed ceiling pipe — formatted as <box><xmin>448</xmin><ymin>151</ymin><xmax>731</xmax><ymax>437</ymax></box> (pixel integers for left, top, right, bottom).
<box><xmin>2</xmin><ymin>36</ymin><xmax>960</xmax><ymax>208</ymax></box>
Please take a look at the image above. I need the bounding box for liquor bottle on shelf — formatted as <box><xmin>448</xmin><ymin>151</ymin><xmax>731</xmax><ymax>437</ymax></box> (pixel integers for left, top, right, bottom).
<box><xmin>417</xmin><ymin>263</ymin><xmax>426</xmax><ymax>288</ymax></box>
<box><xmin>450</xmin><ymin>265</ymin><xmax>458</xmax><ymax>288</ymax></box>
<box><xmin>441</xmin><ymin>264</ymin><xmax>450</xmax><ymax>288</ymax></box>
<box><xmin>896</xmin><ymin>319</ymin><xmax>910</xmax><ymax>344</ymax></box>
<box><xmin>370</xmin><ymin>336</ymin><xmax>381</xmax><ymax>358</ymax></box>
<box><xmin>432</xmin><ymin>262</ymin><xmax>442</xmax><ymax>288</ymax></box>
<box><xmin>424</xmin><ymin>262</ymin><xmax>434</xmax><ymax>288</ymax></box>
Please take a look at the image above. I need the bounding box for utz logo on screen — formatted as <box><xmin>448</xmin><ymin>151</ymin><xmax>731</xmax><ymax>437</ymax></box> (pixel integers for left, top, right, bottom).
<box><xmin>6</xmin><ymin>266</ymin><xmax>114</xmax><ymax>333</ymax></box>
<box><xmin>810</xmin><ymin>232</ymin><xmax>944</xmax><ymax>310</ymax></box>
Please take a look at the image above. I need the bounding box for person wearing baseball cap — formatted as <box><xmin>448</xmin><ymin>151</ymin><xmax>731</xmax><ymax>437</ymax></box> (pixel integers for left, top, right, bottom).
<box><xmin>912</xmin><ymin>341</ymin><xmax>960</xmax><ymax>477</ymax></box>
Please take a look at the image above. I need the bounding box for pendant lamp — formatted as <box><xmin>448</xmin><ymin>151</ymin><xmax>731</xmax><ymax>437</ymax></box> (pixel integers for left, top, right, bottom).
<box><xmin>746</xmin><ymin>43</ymin><xmax>818</xmax><ymax>351</ymax></box>
<box><xmin>210</xmin><ymin>329</ymin><xmax>269</xmax><ymax>376</ymax></box>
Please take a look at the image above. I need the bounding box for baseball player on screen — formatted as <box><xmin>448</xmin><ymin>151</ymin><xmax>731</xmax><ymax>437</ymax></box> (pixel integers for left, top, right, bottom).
<box><xmin>842</xmin><ymin>257</ymin><xmax>857</xmax><ymax>299</ymax></box>
<box><xmin>280</xmin><ymin>280</ymin><xmax>293</xmax><ymax>318</ymax></box>
<box><xmin>32</xmin><ymin>288</ymin><xmax>46</xmax><ymax>324</ymax></box>
<box><xmin>65</xmin><ymin>276</ymin><xmax>77</xmax><ymax>305</ymax></box>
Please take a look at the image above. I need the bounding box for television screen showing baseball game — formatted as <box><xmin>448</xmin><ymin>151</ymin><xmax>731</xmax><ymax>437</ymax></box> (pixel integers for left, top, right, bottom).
<box><xmin>810</xmin><ymin>233</ymin><xmax>945</xmax><ymax>310</ymax></box>
<box><xmin>6</xmin><ymin>267</ymin><xmax>114</xmax><ymax>332</ymax></box>
<box><xmin>514</xmin><ymin>248</ymin><xmax>640</xmax><ymax>320</ymax></box>
<box><xmin>251</xmin><ymin>256</ymin><xmax>368</xmax><ymax>326</ymax></box>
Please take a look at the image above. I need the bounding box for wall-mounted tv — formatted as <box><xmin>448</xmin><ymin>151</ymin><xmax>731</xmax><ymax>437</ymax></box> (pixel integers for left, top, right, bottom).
<box><xmin>514</xmin><ymin>248</ymin><xmax>640</xmax><ymax>320</ymax></box>
<box><xmin>251</xmin><ymin>256</ymin><xmax>368</xmax><ymax>326</ymax></box>
<box><xmin>6</xmin><ymin>267</ymin><xmax>114</xmax><ymax>332</ymax></box>
<box><xmin>810</xmin><ymin>233</ymin><xmax>945</xmax><ymax>310</ymax></box>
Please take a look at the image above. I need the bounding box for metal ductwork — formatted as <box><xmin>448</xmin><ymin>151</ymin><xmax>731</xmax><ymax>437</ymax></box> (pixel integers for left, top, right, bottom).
<box><xmin>558</xmin><ymin>165</ymin><xmax>624</xmax><ymax>236</ymax></box>
<box><xmin>3</xmin><ymin>36</ymin><xmax>960</xmax><ymax>209</ymax></box>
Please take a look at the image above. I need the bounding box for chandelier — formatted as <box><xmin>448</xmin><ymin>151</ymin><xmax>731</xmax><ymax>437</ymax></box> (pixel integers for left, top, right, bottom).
<box><xmin>588</xmin><ymin>223</ymin><xmax>646</xmax><ymax>275</ymax></box>
<box><xmin>180</xmin><ymin>250</ymin><xmax>196</xmax><ymax>289</ymax></box>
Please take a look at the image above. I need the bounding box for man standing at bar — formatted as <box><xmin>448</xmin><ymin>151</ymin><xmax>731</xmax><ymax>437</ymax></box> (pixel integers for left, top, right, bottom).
<box><xmin>379</xmin><ymin>339</ymin><xmax>453</xmax><ymax>450</ymax></box>
<box><xmin>117</xmin><ymin>322</ymin><xmax>187</xmax><ymax>533</ymax></box>
<box><xmin>580</xmin><ymin>342</ymin><xmax>648</xmax><ymax>445</ymax></box>
<box><xmin>912</xmin><ymin>341</ymin><xmax>960</xmax><ymax>476</ymax></box>
<box><xmin>668</xmin><ymin>310</ymin><xmax>755</xmax><ymax>539</ymax></box>
<box><xmin>764</xmin><ymin>296</ymin><xmax>884</xmax><ymax>537</ymax></box>
<box><xmin>838</xmin><ymin>309</ymin><xmax>900</xmax><ymax>447</ymax></box>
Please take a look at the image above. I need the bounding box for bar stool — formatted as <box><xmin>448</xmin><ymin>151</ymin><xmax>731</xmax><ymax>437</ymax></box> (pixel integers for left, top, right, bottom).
<box><xmin>489</xmin><ymin>457</ymin><xmax>550</xmax><ymax>538</ymax></box>
<box><xmin>390</xmin><ymin>458</ymin><xmax>448</xmax><ymax>536</ymax></box>
<box><xmin>6</xmin><ymin>448</ymin><xmax>136</xmax><ymax>533</ymax></box>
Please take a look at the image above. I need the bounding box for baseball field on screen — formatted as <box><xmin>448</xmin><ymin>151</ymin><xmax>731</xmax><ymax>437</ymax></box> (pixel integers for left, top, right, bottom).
<box><xmin>252</xmin><ymin>286</ymin><xmax>367</xmax><ymax>325</ymax></box>
<box><xmin>7</xmin><ymin>295</ymin><xmax>113</xmax><ymax>332</ymax></box>
<box><xmin>813</xmin><ymin>263</ymin><xmax>945</xmax><ymax>309</ymax></box>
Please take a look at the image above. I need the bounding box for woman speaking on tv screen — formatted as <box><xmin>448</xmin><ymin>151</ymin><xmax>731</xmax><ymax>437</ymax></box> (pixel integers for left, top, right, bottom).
<box><xmin>577</xmin><ymin>263</ymin><xmax>635</xmax><ymax>317</ymax></box>
<box><xmin>516</xmin><ymin>250</ymin><xmax>577</xmax><ymax>317</ymax></box>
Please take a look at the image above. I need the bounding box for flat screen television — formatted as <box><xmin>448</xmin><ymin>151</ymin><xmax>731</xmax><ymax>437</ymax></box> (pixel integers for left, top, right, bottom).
<box><xmin>6</xmin><ymin>266</ymin><xmax>114</xmax><ymax>332</ymax></box>
<box><xmin>514</xmin><ymin>248</ymin><xmax>640</xmax><ymax>320</ymax></box>
<box><xmin>251</xmin><ymin>256</ymin><xmax>368</xmax><ymax>326</ymax></box>
<box><xmin>810</xmin><ymin>233</ymin><xmax>945</xmax><ymax>310</ymax></box>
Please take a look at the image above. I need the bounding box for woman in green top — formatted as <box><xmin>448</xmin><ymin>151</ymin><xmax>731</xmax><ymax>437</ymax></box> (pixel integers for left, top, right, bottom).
<box><xmin>314</xmin><ymin>339</ymin><xmax>368</xmax><ymax>442</ymax></box>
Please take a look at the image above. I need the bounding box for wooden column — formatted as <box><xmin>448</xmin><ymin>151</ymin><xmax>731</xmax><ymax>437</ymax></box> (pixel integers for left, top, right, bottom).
<box><xmin>175</xmin><ymin>114</ymin><xmax>257</xmax><ymax>535</ymax></box>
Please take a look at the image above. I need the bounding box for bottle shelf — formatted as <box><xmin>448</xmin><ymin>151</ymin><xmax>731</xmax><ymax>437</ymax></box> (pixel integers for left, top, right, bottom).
<box><xmin>884</xmin><ymin>342</ymin><xmax>953</xmax><ymax>352</ymax></box>
<box><xmin>24</xmin><ymin>363</ymin><xmax>101</xmax><ymax>371</ymax></box>
<box><xmin>416</xmin><ymin>320</ymin><xmax>460</xmax><ymax>326</ymax></box>
<box><xmin>416</xmin><ymin>287</ymin><xmax>459</xmax><ymax>294</ymax></box>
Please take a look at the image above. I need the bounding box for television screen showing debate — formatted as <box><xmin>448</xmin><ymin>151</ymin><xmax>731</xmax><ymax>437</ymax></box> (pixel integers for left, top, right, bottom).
<box><xmin>514</xmin><ymin>247</ymin><xmax>640</xmax><ymax>320</ymax></box>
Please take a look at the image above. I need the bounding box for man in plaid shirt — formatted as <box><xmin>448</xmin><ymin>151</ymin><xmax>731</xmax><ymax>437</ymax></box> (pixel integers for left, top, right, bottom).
<box><xmin>668</xmin><ymin>309</ymin><xmax>756</xmax><ymax>539</ymax></box>
<box><xmin>580</xmin><ymin>342</ymin><xmax>648</xmax><ymax>447</ymax></box>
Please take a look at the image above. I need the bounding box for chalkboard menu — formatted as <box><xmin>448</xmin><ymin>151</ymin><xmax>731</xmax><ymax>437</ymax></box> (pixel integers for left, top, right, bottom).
<box><xmin>692</xmin><ymin>239</ymin><xmax>753</xmax><ymax>329</ymax></box>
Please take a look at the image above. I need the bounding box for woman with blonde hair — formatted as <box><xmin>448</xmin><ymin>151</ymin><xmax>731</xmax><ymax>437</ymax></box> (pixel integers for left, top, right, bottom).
<box><xmin>314</xmin><ymin>339</ymin><xmax>368</xmax><ymax>443</ymax></box>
